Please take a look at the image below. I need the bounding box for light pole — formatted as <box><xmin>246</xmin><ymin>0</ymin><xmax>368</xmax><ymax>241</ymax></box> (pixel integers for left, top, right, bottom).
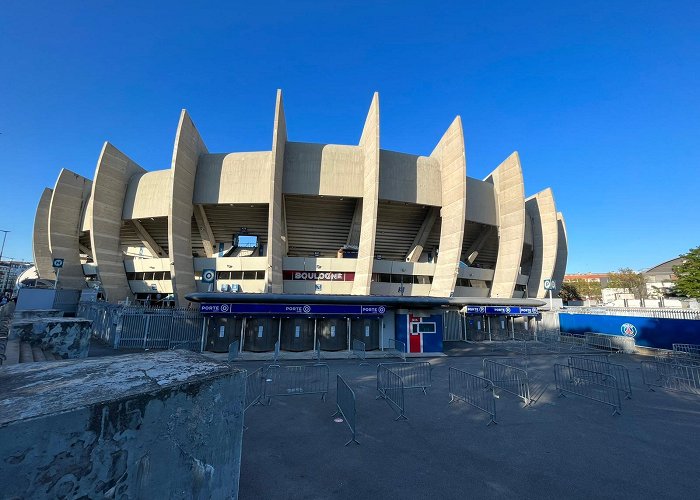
<box><xmin>0</xmin><ymin>230</ymin><xmax>8</xmax><ymax>262</ymax></box>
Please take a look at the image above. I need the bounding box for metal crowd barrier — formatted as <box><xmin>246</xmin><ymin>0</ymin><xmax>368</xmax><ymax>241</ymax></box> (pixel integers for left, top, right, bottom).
<box><xmin>378</xmin><ymin>362</ymin><xmax>432</xmax><ymax>394</ymax></box>
<box><xmin>672</xmin><ymin>343</ymin><xmax>700</xmax><ymax>360</ymax></box>
<box><xmin>270</xmin><ymin>340</ymin><xmax>281</xmax><ymax>365</ymax></box>
<box><xmin>482</xmin><ymin>359</ymin><xmax>531</xmax><ymax>406</ymax></box>
<box><xmin>376</xmin><ymin>365</ymin><xmax>407</xmax><ymax>420</ymax></box>
<box><xmin>641</xmin><ymin>360</ymin><xmax>700</xmax><ymax>396</ymax></box>
<box><xmin>448</xmin><ymin>367</ymin><xmax>497</xmax><ymax>425</ymax></box>
<box><xmin>263</xmin><ymin>363</ymin><xmax>330</xmax><ymax>404</ymax></box>
<box><xmin>584</xmin><ymin>333</ymin><xmax>635</xmax><ymax>354</ymax></box>
<box><xmin>245</xmin><ymin>367</ymin><xmax>265</xmax><ymax>410</ymax></box>
<box><xmin>228</xmin><ymin>340</ymin><xmax>240</xmax><ymax>362</ymax></box>
<box><xmin>314</xmin><ymin>339</ymin><xmax>322</xmax><ymax>364</ymax></box>
<box><xmin>568</xmin><ymin>356</ymin><xmax>632</xmax><ymax>399</ymax></box>
<box><xmin>383</xmin><ymin>339</ymin><xmax>407</xmax><ymax>361</ymax></box>
<box><xmin>654</xmin><ymin>352</ymin><xmax>700</xmax><ymax>367</ymax></box>
<box><xmin>350</xmin><ymin>339</ymin><xmax>369</xmax><ymax>366</ymax></box>
<box><xmin>553</xmin><ymin>364</ymin><xmax>622</xmax><ymax>415</ymax></box>
<box><xmin>332</xmin><ymin>375</ymin><xmax>360</xmax><ymax>445</ymax></box>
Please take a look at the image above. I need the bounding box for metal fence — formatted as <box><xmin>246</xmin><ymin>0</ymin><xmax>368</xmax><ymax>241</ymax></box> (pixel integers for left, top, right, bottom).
<box><xmin>564</xmin><ymin>306</ymin><xmax>700</xmax><ymax>320</ymax></box>
<box><xmin>443</xmin><ymin>311</ymin><xmax>463</xmax><ymax>341</ymax></box>
<box><xmin>654</xmin><ymin>352</ymin><xmax>700</xmax><ymax>367</ymax></box>
<box><xmin>553</xmin><ymin>363</ymin><xmax>622</xmax><ymax>415</ymax></box>
<box><xmin>332</xmin><ymin>375</ymin><xmax>359</xmax><ymax>445</ymax></box>
<box><xmin>641</xmin><ymin>360</ymin><xmax>700</xmax><ymax>396</ymax></box>
<box><xmin>376</xmin><ymin>365</ymin><xmax>407</xmax><ymax>420</ymax></box>
<box><xmin>378</xmin><ymin>362</ymin><xmax>432</xmax><ymax>393</ymax></box>
<box><xmin>263</xmin><ymin>363</ymin><xmax>330</xmax><ymax>404</ymax></box>
<box><xmin>672</xmin><ymin>343</ymin><xmax>700</xmax><ymax>360</ymax></box>
<box><xmin>482</xmin><ymin>359</ymin><xmax>531</xmax><ymax>406</ymax></box>
<box><xmin>383</xmin><ymin>338</ymin><xmax>407</xmax><ymax>361</ymax></box>
<box><xmin>271</xmin><ymin>340</ymin><xmax>280</xmax><ymax>365</ymax></box>
<box><xmin>568</xmin><ymin>356</ymin><xmax>632</xmax><ymax>399</ymax></box>
<box><xmin>228</xmin><ymin>340</ymin><xmax>240</xmax><ymax>361</ymax></box>
<box><xmin>448</xmin><ymin>367</ymin><xmax>497</xmax><ymax>425</ymax></box>
<box><xmin>77</xmin><ymin>302</ymin><xmax>205</xmax><ymax>351</ymax></box>
<box><xmin>350</xmin><ymin>339</ymin><xmax>369</xmax><ymax>365</ymax></box>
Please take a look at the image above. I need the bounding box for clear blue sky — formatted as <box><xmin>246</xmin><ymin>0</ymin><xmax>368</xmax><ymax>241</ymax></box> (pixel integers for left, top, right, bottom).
<box><xmin>1</xmin><ymin>1</ymin><xmax>699</xmax><ymax>273</ymax></box>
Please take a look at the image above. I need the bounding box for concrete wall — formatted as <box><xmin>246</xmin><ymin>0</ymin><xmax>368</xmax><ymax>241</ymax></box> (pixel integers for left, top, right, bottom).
<box><xmin>283</xmin><ymin>142</ymin><xmax>363</xmax><ymax>197</ymax></box>
<box><xmin>378</xmin><ymin>150</ymin><xmax>441</xmax><ymax>206</ymax></box>
<box><xmin>0</xmin><ymin>351</ymin><xmax>245</xmax><ymax>499</ymax></box>
<box><xmin>33</xmin><ymin>188</ymin><xmax>55</xmax><ymax>280</ymax></box>
<box><xmin>168</xmin><ymin>110</ymin><xmax>208</xmax><ymax>306</ymax></box>
<box><xmin>90</xmin><ymin>142</ymin><xmax>146</xmax><ymax>302</ymax></box>
<box><xmin>194</xmin><ymin>151</ymin><xmax>271</xmax><ymax>204</ymax></box>
<box><xmin>122</xmin><ymin>170</ymin><xmax>171</xmax><ymax>220</ymax></box>
<box><xmin>10</xmin><ymin>318</ymin><xmax>91</xmax><ymax>358</ymax></box>
<box><xmin>465</xmin><ymin>177</ymin><xmax>498</xmax><ymax>226</ymax></box>
<box><xmin>486</xmin><ymin>152</ymin><xmax>525</xmax><ymax>298</ymax></box>
<box><xmin>49</xmin><ymin>169</ymin><xmax>92</xmax><ymax>289</ymax></box>
<box><xmin>429</xmin><ymin>117</ymin><xmax>467</xmax><ymax>297</ymax></box>
<box><xmin>525</xmin><ymin>188</ymin><xmax>559</xmax><ymax>298</ymax></box>
<box><xmin>352</xmin><ymin>93</ymin><xmax>380</xmax><ymax>295</ymax></box>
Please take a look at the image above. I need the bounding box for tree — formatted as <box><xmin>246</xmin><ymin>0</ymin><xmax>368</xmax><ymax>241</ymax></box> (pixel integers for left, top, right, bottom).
<box><xmin>673</xmin><ymin>246</ymin><xmax>700</xmax><ymax>298</ymax></box>
<box><xmin>564</xmin><ymin>279</ymin><xmax>602</xmax><ymax>300</ymax></box>
<box><xmin>607</xmin><ymin>268</ymin><xmax>647</xmax><ymax>299</ymax></box>
<box><xmin>559</xmin><ymin>282</ymin><xmax>582</xmax><ymax>302</ymax></box>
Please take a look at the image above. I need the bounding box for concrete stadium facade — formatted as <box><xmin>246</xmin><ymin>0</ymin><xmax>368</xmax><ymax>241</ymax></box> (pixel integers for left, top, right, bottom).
<box><xmin>32</xmin><ymin>91</ymin><xmax>567</xmax><ymax>309</ymax></box>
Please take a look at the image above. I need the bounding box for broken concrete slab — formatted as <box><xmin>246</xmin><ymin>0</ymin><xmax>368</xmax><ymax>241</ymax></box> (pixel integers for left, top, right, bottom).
<box><xmin>0</xmin><ymin>350</ymin><xmax>246</xmax><ymax>499</ymax></box>
<box><xmin>10</xmin><ymin>317</ymin><xmax>92</xmax><ymax>359</ymax></box>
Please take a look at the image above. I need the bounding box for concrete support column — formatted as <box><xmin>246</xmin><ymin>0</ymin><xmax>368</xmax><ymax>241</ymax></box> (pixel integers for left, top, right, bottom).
<box><xmin>525</xmin><ymin>188</ymin><xmax>559</xmax><ymax>298</ymax></box>
<box><xmin>266</xmin><ymin>90</ymin><xmax>287</xmax><ymax>294</ymax></box>
<box><xmin>33</xmin><ymin>188</ymin><xmax>55</xmax><ymax>280</ymax></box>
<box><xmin>90</xmin><ymin>142</ymin><xmax>146</xmax><ymax>302</ymax></box>
<box><xmin>352</xmin><ymin>93</ymin><xmax>380</xmax><ymax>295</ymax></box>
<box><xmin>485</xmin><ymin>152</ymin><xmax>526</xmax><ymax>298</ymax></box>
<box><xmin>551</xmin><ymin>212</ymin><xmax>568</xmax><ymax>297</ymax></box>
<box><xmin>168</xmin><ymin>110</ymin><xmax>208</xmax><ymax>306</ymax></box>
<box><xmin>429</xmin><ymin>117</ymin><xmax>467</xmax><ymax>297</ymax></box>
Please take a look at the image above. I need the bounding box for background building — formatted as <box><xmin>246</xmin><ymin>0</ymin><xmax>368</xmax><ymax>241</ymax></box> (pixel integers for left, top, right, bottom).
<box><xmin>0</xmin><ymin>260</ymin><xmax>33</xmax><ymax>297</ymax></box>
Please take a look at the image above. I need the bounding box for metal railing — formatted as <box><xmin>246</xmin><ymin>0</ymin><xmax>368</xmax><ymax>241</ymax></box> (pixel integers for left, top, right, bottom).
<box><xmin>448</xmin><ymin>367</ymin><xmax>497</xmax><ymax>425</ymax></box>
<box><xmin>383</xmin><ymin>338</ymin><xmax>407</xmax><ymax>361</ymax></box>
<box><xmin>641</xmin><ymin>360</ymin><xmax>700</xmax><ymax>396</ymax></box>
<box><xmin>263</xmin><ymin>363</ymin><xmax>330</xmax><ymax>404</ymax></box>
<box><xmin>349</xmin><ymin>339</ymin><xmax>369</xmax><ymax>366</ymax></box>
<box><xmin>568</xmin><ymin>356</ymin><xmax>632</xmax><ymax>399</ymax></box>
<box><xmin>378</xmin><ymin>362</ymin><xmax>431</xmax><ymax>394</ymax></box>
<box><xmin>654</xmin><ymin>352</ymin><xmax>700</xmax><ymax>367</ymax></box>
<box><xmin>482</xmin><ymin>359</ymin><xmax>531</xmax><ymax>406</ymax></box>
<box><xmin>564</xmin><ymin>306</ymin><xmax>700</xmax><ymax>320</ymax></box>
<box><xmin>314</xmin><ymin>339</ymin><xmax>322</xmax><ymax>364</ymax></box>
<box><xmin>332</xmin><ymin>375</ymin><xmax>359</xmax><ymax>445</ymax></box>
<box><xmin>672</xmin><ymin>343</ymin><xmax>700</xmax><ymax>360</ymax></box>
<box><xmin>376</xmin><ymin>365</ymin><xmax>407</xmax><ymax>420</ymax></box>
<box><xmin>553</xmin><ymin>363</ymin><xmax>622</xmax><ymax>415</ymax></box>
<box><xmin>245</xmin><ymin>367</ymin><xmax>265</xmax><ymax>410</ymax></box>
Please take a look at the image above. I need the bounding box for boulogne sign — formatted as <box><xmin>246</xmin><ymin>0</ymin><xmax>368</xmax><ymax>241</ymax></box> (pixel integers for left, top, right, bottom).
<box><xmin>282</xmin><ymin>271</ymin><xmax>355</xmax><ymax>281</ymax></box>
<box><xmin>200</xmin><ymin>303</ymin><xmax>386</xmax><ymax>316</ymax></box>
<box><xmin>464</xmin><ymin>305</ymin><xmax>539</xmax><ymax>316</ymax></box>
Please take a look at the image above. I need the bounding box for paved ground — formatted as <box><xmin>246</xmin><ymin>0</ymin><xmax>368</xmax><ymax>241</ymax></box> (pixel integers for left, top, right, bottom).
<box><xmin>237</xmin><ymin>342</ymin><xmax>700</xmax><ymax>500</ymax></box>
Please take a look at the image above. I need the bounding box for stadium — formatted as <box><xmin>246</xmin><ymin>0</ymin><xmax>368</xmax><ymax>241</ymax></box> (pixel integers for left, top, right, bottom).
<box><xmin>32</xmin><ymin>91</ymin><xmax>567</xmax><ymax>353</ymax></box>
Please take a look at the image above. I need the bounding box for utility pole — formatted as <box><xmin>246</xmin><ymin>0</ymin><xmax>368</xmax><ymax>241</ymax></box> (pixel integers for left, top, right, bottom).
<box><xmin>0</xmin><ymin>230</ymin><xmax>8</xmax><ymax>262</ymax></box>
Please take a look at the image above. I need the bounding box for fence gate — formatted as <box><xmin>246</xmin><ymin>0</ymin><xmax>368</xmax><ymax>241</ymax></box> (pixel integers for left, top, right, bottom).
<box><xmin>443</xmin><ymin>311</ymin><xmax>463</xmax><ymax>341</ymax></box>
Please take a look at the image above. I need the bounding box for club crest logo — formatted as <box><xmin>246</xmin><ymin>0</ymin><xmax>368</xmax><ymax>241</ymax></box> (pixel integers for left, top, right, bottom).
<box><xmin>620</xmin><ymin>323</ymin><xmax>637</xmax><ymax>337</ymax></box>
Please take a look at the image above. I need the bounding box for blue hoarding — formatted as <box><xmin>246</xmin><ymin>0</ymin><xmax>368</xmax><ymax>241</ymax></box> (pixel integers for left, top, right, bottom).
<box><xmin>464</xmin><ymin>305</ymin><xmax>538</xmax><ymax>316</ymax></box>
<box><xmin>559</xmin><ymin>313</ymin><xmax>700</xmax><ymax>350</ymax></box>
<box><xmin>200</xmin><ymin>303</ymin><xmax>387</xmax><ymax>316</ymax></box>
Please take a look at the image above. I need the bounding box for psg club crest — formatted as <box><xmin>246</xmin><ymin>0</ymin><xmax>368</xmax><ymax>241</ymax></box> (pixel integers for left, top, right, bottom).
<box><xmin>620</xmin><ymin>323</ymin><xmax>637</xmax><ymax>337</ymax></box>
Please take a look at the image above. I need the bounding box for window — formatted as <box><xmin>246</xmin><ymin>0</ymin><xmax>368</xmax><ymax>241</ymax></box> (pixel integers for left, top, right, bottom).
<box><xmin>231</xmin><ymin>271</ymin><xmax>243</xmax><ymax>280</ymax></box>
<box><xmin>216</xmin><ymin>271</ymin><xmax>231</xmax><ymax>280</ymax></box>
<box><xmin>242</xmin><ymin>271</ymin><xmax>257</xmax><ymax>280</ymax></box>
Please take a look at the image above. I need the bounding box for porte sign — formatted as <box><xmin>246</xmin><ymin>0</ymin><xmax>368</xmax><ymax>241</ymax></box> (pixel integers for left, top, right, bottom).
<box><xmin>202</xmin><ymin>269</ymin><xmax>216</xmax><ymax>283</ymax></box>
<box><xmin>464</xmin><ymin>305</ymin><xmax>538</xmax><ymax>316</ymax></box>
<box><xmin>52</xmin><ymin>258</ymin><xmax>64</xmax><ymax>268</ymax></box>
<box><xmin>544</xmin><ymin>279</ymin><xmax>556</xmax><ymax>290</ymax></box>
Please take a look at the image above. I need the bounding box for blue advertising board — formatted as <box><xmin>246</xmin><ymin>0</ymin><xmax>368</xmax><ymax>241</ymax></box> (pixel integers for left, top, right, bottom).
<box><xmin>464</xmin><ymin>305</ymin><xmax>538</xmax><ymax>316</ymax></box>
<box><xmin>199</xmin><ymin>303</ymin><xmax>387</xmax><ymax>316</ymax></box>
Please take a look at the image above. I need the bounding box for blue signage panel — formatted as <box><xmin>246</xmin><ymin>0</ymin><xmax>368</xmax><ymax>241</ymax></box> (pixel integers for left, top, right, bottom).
<box><xmin>464</xmin><ymin>305</ymin><xmax>539</xmax><ymax>316</ymax></box>
<box><xmin>200</xmin><ymin>303</ymin><xmax>387</xmax><ymax>316</ymax></box>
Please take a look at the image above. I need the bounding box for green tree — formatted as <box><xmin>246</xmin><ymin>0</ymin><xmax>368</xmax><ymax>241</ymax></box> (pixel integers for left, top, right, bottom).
<box><xmin>673</xmin><ymin>246</ymin><xmax>700</xmax><ymax>298</ymax></box>
<box><xmin>607</xmin><ymin>268</ymin><xmax>647</xmax><ymax>299</ymax></box>
<box><xmin>559</xmin><ymin>282</ymin><xmax>582</xmax><ymax>302</ymax></box>
<box><xmin>565</xmin><ymin>279</ymin><xmax>602</xmax><ymax>300</ymax></box>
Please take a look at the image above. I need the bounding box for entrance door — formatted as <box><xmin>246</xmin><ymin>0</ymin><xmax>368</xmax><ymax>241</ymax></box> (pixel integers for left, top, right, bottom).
<box><xmin>206</xmin><ymin>317</ymin><xmax>242</xmax><ymax>353</ymax></box>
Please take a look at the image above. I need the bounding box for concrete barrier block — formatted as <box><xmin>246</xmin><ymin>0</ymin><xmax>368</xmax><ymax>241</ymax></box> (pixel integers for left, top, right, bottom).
<box><xmin>0</xmin><ymin>351</ymin><xmax>245</xmax><ymax>499</ymax></box>
<box><xmin>10</xmin><ymin>318</ymin><xmax>92</xmax><ymax>358</ymax></box>
<box><xmin>13</xmin><ymin>309</ymin><xmax>64</xmax><ymax>320</ymax></box>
